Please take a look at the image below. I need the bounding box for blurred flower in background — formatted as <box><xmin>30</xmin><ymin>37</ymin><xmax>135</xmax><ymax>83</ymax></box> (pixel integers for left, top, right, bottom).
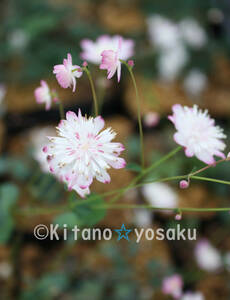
<box><xmin>142</xmin><ymin>182</ymin><xmax>178</xmax><ymax>209</ymax></box>
<box><xmin>183</xmin><ymin>69</ymin><xmax>207</xmax><ymax>98</ymax></box>
<box><xmin>195</xmin><ymin>239</ymin><xmax>222</xmax><ymax>272</ymax></box>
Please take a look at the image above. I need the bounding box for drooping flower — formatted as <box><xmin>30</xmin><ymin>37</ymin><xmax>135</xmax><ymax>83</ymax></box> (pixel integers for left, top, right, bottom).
<box><xmin>34</xmin><ymin>80</ymin><xmax>52</xmax><ymax>111</ymax></box>
<box><xmin>53</xmin><ymin>53</ymin><xmax>82</xmax><ymax>92</ymax></box>
<box><xmin>100</xmin><ymin>47</ymin><xmax>122</xmax><ymax>82</ymax></box>
<box><xmin>80</xmin><ymin>35</ymin><xmax>134</xmax><ymax>65</ymax></box>
<box><xmin>181</xmin><ymin>292</ymin><xmax>204</xmax><ymax>300</ymax></box>
<box><xmin>169</xmin><ymin>104</ymin><xmax>226</xmax><ymax>164</ymax></box>
<box><xmin>195</xmin><ymin>239</ymin><xmax>222</xmax><ymax>272</ymax></box>
<box><xmin>143</xmin><ymin>182</ymin><xmax>178</xmax><ymax>210</ymax></box>
<box><xmin>43</xmin><ymin>110</ymin><xmax>126</xmax><ymax>198</ymax></box>
<box><xmin>162</xmin><ymin>274</ymin><xmax>183</xmax><ymax>299</ymax></box>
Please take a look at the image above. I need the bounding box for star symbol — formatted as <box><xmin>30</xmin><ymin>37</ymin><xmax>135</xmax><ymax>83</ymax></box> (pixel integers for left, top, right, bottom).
<box><xmin>114</xmin><ymin>224</ymin><xmax>132</xmax><ymax>241</ymax></box>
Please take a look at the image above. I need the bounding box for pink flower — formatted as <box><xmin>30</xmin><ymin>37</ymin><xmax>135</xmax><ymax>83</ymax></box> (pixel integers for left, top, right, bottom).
<box><xmin>34</xmin><ymin>80</ymin><xmax>52</xmax><ymax>110</ymax></box>
<box><xmin>162</xmin><ymin>274</ymin><xmax>183</xmax><ymax>299</ymax></box>
<box><xmin>53</xmin><ymin>53</ymin><xmax>82</xmax><ymax>92</ymax></box>
<box><xmin>43</xmin><ymin>110</ymin><xmax>126</xmax><ymax>198</ymax></box>
<box><xmin>100</xmin><ymin>47</ymin><xmax>122</xmax><ymax>82</ymax></box>
<box><xmin>80</xmin><ymin>35</ymin><xmax>134</xmax><ymax>65</ymax></box>
<box><xmin>169</xmin><ymin>104</ymin><xmax>226</xmax><ymax>164</ymax></box>
<box><xmin>144</xmin><ymin>112</ymin><xmax>160</xmax><ymax>127</ymax></box>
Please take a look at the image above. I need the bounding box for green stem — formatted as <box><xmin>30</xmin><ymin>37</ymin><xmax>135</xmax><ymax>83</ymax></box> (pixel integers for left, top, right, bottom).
<box><xmin>121</xmin><ymin>60</ymin><xmax>144</xmax><ymax>168</ymax></box>
<box><xmin>83</xmin><ymin>66</ymin><xmax>98</xmax><ymax>116</ymax></box>
<box><xmin>95</xmin><ymin>204</ymin><xmax>230</xmax><ymax>213</ymax></box>
<box><xmin>110</xmin><ymin>146</ymin><xmax>182</xmax><ymax>203</ymax></box>
<box><xmin>15</xmin><ymin>174</ymin><xmax>230</xmax><ymax>216</ymax></box>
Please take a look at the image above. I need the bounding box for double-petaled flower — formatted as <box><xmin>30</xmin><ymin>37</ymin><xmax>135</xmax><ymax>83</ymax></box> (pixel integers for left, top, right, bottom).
<box><xmin>43</xmin><ymin>110</ymin><xmax>126</xmax><ymax>197</ymax></box>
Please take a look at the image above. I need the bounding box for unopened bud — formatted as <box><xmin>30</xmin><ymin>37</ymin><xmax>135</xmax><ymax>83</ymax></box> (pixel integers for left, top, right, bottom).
<box><xmin>175</xmin><ymin>214</ymin><xmax>182</xmax><ymax>221</ymax></box>
<box><xmin>128</xmin><ymin>60</ymin><xmax>134</xmax><ymax>67</ymax></box>
<box><xmin>179</xmin><ymin>180</ymin><xmax>189</xmax><ymax>189</ymax></box>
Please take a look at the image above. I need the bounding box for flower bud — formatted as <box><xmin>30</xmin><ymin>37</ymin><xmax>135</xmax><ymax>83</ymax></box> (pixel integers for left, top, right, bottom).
<box><xmin>128</xmin><ymin>60</ymin><xmax>134</xmax><ymax>67</ymax></box>
<box><xmin>82</xmin><ymin>61</ymin><xmax>88</xmax><ymax>67</ymax></box>
<box><xmin>179</xmin><ymin>180</ymin><xmax>189</xmax><ymax>189</ymax></box>
<box><xmin>175</xmin><ymin>214</ymin><xmax>182</xmax><ymax>221</ymax></box>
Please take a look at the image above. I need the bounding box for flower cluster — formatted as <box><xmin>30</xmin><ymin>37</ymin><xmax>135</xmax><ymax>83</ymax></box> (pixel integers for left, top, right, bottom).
<box><xmin>33</xmin><ymin>33</ymin><xmax>228</xmax><ymax>200</ymax></box>
<box><xmin>147</xmin><ymin>14</ymin><xmax>208</xmax><ymax>96</ymax></box>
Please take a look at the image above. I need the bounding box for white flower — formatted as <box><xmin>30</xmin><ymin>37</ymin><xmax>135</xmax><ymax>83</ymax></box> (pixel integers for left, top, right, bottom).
<box><xmin>134</xmin><ymin>209</ymin><xmax>152</xmax><ymax>228</ymax></box>
<box><xmin>0</xmin><ymin>84</ymin><xmax>6</xmax><ymax>105</ymax></box>
<box><xmin>0</xmin><ymin>262</ymin><xmax>12</xmax><ymax>279</ymax></box>
<box><xmin>169</xmin><ymin>104</ymin><xmax>226</xmax><ymax>164</ymax></box>
<box><xmin>195</xmin><ymin>239</ymin><xmax>222</xmax><ymax>272</ymax></box>
<box><xmin>179</xmin><ymin>18</ymin><xmax>207</xmax><ymax>49</ymax></box>
<box><xmin>181</xmin><ymin>292</ymin><xmax>204</xmax><ymax>300</ymax></box>
<box><xmin>80</xmin><ymin>35</ymin><xmax>134</xmax><ymax>65</ymax></box>
<box><xmin>44</xmin><ymin>110</ymin><xmax>126</xmax><ymax>198</ymax></box>
<box><xmin>34</xmin><ymin>80</ymin><xmax>52</xmax><ymax>111</ymax></box>
<box><xmin>142</xmin><ymin>182</ymin><xmax>178</xmax><ymax>209</ymax></box>
<box><xmin>147</xmin><ymin>15</ymin><xmax>181</xmax><ymax>50</ymax></box>
<box><xmin>30</xmin><ymin>127</ymin><xmax>56</xmax><ymax>173</ymax></box>
<box><xmin>158</xmin><ymin>45</ymin><xmax>188</xmax><ymax>82</ymax></box>
<box><xmin>183</xmin><ymin>69</ymin><xmax>207</xmax><ymax>98</ymax></box>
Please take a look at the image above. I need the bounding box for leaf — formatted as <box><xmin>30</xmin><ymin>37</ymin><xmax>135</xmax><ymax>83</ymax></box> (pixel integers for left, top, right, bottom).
<box><xmin>72</xmin><ymin>195</ymin><xmax>106</xmax><ymax>227</ymax></box>
<box><xmin>54</xmin><ymin>212</ymin><xmax>78</xmax><ymax>229</ymax></box>
<box><xmin>0</xmin><ymin>183</ymin><xmax>19</xmax><ymax>244</ymax></box>
<box><xmin>126</xmin><ymin>163</ymin><xmax>142</xmax><ymax>173</ymax></box>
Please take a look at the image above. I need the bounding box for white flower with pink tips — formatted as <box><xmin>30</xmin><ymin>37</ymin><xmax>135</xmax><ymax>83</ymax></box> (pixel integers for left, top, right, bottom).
<box><xmin>43</xmin><ymin>110</ymin><xmax>126</xmax><ymax>197</ymax></box>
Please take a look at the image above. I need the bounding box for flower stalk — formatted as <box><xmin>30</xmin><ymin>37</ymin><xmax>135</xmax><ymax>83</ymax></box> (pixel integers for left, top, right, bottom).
<box><xmin>121</xmin><ymin>60</ymin><xmax>144</xmax><ymax>168</ymax></box>
<box><xmin>83</xmin><ymin>66</ymin><xmax>99</xmax><ymax>116</ymax></box>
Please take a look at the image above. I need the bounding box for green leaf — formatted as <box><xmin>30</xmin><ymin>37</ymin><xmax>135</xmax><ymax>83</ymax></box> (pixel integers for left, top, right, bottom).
<box><xmin>0</xmin><ymin>183</ymin><xmax>19</xmax><ymax>244</ymax></box>
<box><xmin>72</xmin><ymin>195</ymin><xmax>106</xmax><ymax>227</ymax></box>
<box><xmin>126</xmin><ymin>163</ymin><xmax>142</xmax><ymax>173</ymax></box>
<box><xmin>54</xmin><ymin>212</ymin><xmax>78</xmax><ymax>229</ymax></box>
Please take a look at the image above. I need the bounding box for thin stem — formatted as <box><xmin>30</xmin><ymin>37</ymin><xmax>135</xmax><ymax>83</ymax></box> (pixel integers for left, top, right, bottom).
<box><xmin>83</xmin><ymin>66</ymin><xmax>98</xmax><ymax>116</ymax></box>
<box><xmin>14</xmin><ymin>174</ymin><xmax>230</xmax><ymax>216</ymax></box>
<box><xmin>110</xmin><ymin>146</ymin><xmax>182</xmax><ymax>203</ymax></box>
<box><xmin>94</xmin><ymin>204</ymin><xmax>230</xmax><ymax>213</ymax></box>
<box><xmin>190</xmin><ymin>158</ymin><xmax>227</xmax><ymax>177</ymax></box>
<box><xmin>121</xmin><ymin>60</ymin><xmax>144</xmax><ymax>168</ymax></box>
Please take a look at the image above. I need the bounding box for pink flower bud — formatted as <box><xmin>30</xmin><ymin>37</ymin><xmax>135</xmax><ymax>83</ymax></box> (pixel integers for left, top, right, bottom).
<box><xmin>42</xmin><ymin>146</ymin><xmax>48</xmax><ymax>153</ymax></box>
<box><xmin>82</xmin><ymin>61</ymin><xmax>88</xmax><ymax>67</ymax></box>
<box><xmin>179</xmin><ymin>180</ymin><xmax>189</xmax><ymax>189</ymax></box>
<box><xmin>144</xmin><ymin>112</ymin><xmax>160</xmax><ymax>127</ymax></box>
<box><xmin>128</xmin><ymin>60</ymin><xmax>134</xmax><ymax>67</ymax></box>
<box><xmin>175</xmin><ymin>214</ymin><xmax>182</xmax><ymax>221</ymax></box>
